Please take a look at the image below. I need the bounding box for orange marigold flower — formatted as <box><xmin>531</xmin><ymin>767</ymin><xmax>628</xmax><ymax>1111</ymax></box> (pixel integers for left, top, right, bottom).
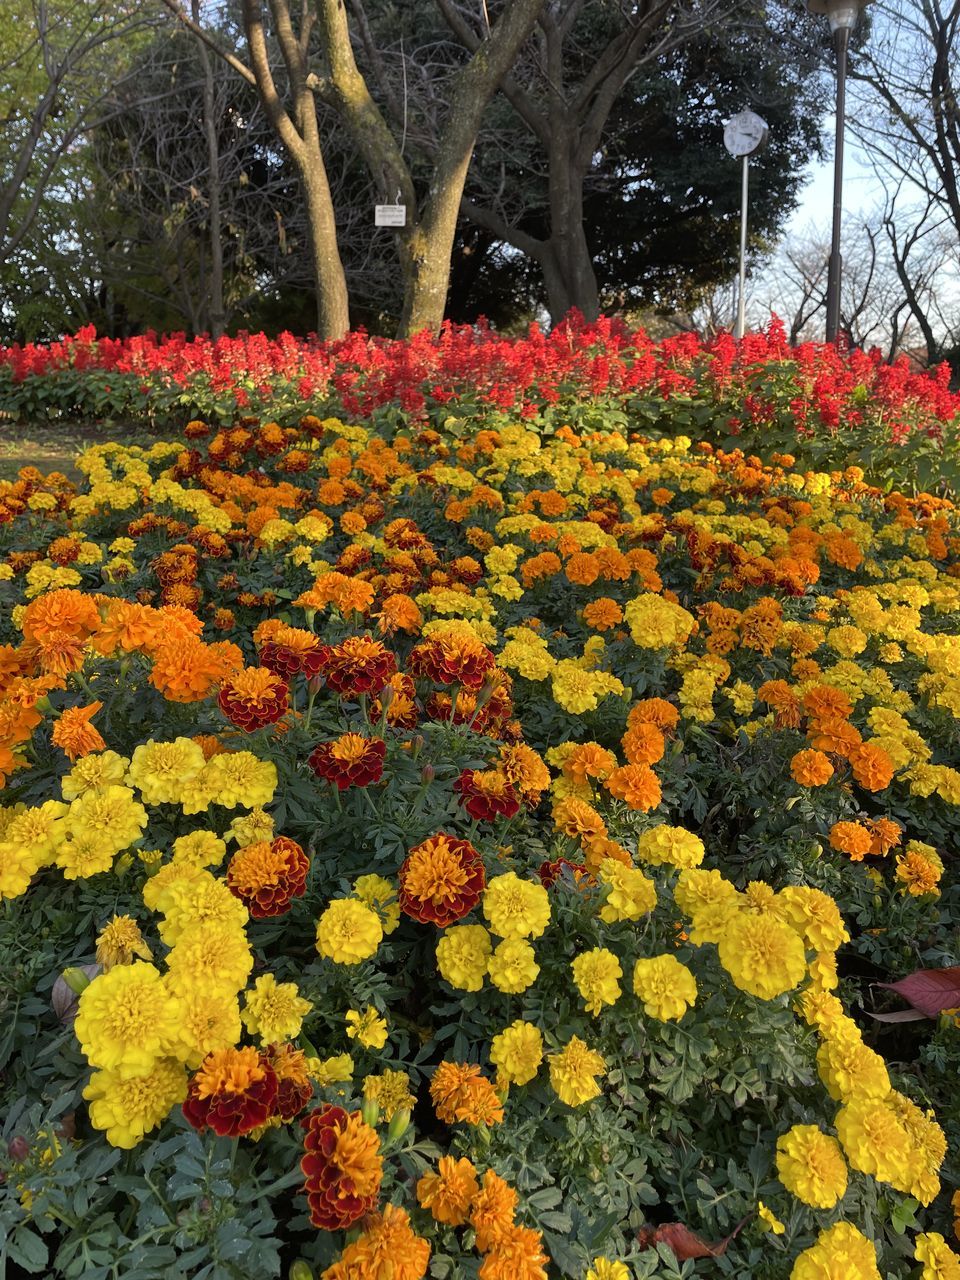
<box><xmin>300</xmin><ymin>1105</ymin><xmax>383</xmax><ymax>1231</ymax></box>
<box><xmin>408</xmin><ymin>631</ymin><xmax>495</xmax><ymax>691</ymax></box>
<box><xmin>628</xmin><ymin>698</ymin><xmax>679</xmax><ymax>733</ymax></box>
<box><xmin>866</xmin><ymin>817</ymin><xmax>902</xmax><ymax>856</ymax></box>
<box><xmin>808</xmin><ymin>717</ymin><xmax>863</xmax><ymax>757</ymax></box>
<box><xmin>219</xmin><ymin>666</ymin><xmax>289</xmax><ymax>732</ymax></box>
<box><xmin>323</xmin><ymin>1204</ymin><xmax>430</xmax><ymax>1280</ymax></box>
<box><xmin>417</xmin><ymin>1155</ymin><xmax>479</xmax><ymax>1226</ymax></box>
<box><xmin>21</xmin><ymin>589</ymin><xmax>100</xmax><ymax>643</ymax></box>
<box><xmin>563</xmin><ymin>743</ymin><xmax>617</xmax><ymax>785</ymax></box>
<box><xmin>454</xmin><ymin>769</ymin><xmax>520</xmax><ymax>821</ymax></box>
<box><xmin>469</xmin><ymin>1169</ymin><xmax>518</xmax><ymax>1251</ymax></box>
<box><xmin>183</xmin><ymin>1047</ymin><xmax>278</xmax><ymax>1137</ymax></box>
<box><xmin>553</xmin><ymin>796</ymin><xmax>607</xmax><ymax>842</ymax></box>
<box><xmin>848</xmin><ymin>742</ymin><xmax>895</xmax><ymax>792</ymax></box>
<box><xmin>371</xmin><ymin>672</ymin><xmax>419</xmax><ymax>729</ymax></box>
<box><xmin>582</xmin><ymin>836</ymin><xmax>632</xmax><ymax>875</ymax></box>
<box><xmin>430</xmin><ymin>1062</ymin><xmax>504</xmax><ymax>1127</ymax></box>
<box><xmin>399</xmin><ymin>834</ymin><xmax>486</xmax><ymax>926</ymax></box>
<box><xmin>824</xmin><ymin>533</ymin><xmax>862</xmax><ymax>569</ymax></box>
<box><xmin>790</xmin><ymin>749</ymin><xmax>834</xmax><ymax>787</ymax></box>
<box><xmin>267</xmin><ymin>1042</ymin><xmax>314</xmax><ymax>1122</ymax></box>
<box><xmin>604</xmin><ymin>764</ymin><xmax>662</xmax><ymax>812</ymax></box>
<box><xmin>621</xmin><ymin>722</ymin><xmax>666</xmax><ymax>766</ymax></box>
<box><xmin>582</xmin><ymin>598</ymin><xmax>623</xmax><ymax>631</ymax></box>
<box><xmin>498</xmin><ymin>743</ymin><xmax>550</xmax><ymax>805</ymax></box>
<box><xmin>479</xmin><ymin>1223</ymin><xmax>549</xmax><ymax>1279</ymax></box>
<box><xmin>51</xmin><ymin>701</ymin><xmax>105</xmax><ymax>761</ymax></box>
<box><xmin>28</xmin><ymin>630</ymin><xmax>87</xmax><ymax>677</ymax></box>
<box><xmin>150</xmin><ymin>635</ymin><xmax>242</xmax><ymax>703</ymax></box>
<box><xmin>322</xmin><ymin>635</ymin><xmax>397</xmax><ymax>697</ymax></box>
<box><xmin>829</xmin><ymin>821</ymin><xmax>873</xmax><ymax>861</ymax></box>
<box><xmin>375</xmin><ymin>593</ymin><xmax>423</xmax><ymax>635</ymax></box>
<box><xmin>565</xmin><ymin>552</ymin><xmax>601</xmax><ymax>586</ymax></box>
<box><xmin>309</xmin><ymin>734</ymin><xmax>386</xmax><ymax>790</ymax></box>
<box><xmin>226</xmin><ymin>835</ymin><xmax>309</xmax><ymax>917</ymax></box>
<box><xmin>803</xmin><ymin>684</ymin><xmax>853</xmax><ymax>724</ymax></box>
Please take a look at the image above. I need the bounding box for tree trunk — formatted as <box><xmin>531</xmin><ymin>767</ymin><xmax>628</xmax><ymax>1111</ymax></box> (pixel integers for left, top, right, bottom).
<box><xmin>544</xmin><ymin>122</ymin><xmax>599</xmax><ymax>322</ymax></box>
<box><xmin>299</xmin><ymin>146</ymin><xmax>351</xmax><ymax>338</ymax></box>
<box><xmin>193</xmin><ymin>0</ymin><xmax>226</xmax><ymax>338</ymax></box>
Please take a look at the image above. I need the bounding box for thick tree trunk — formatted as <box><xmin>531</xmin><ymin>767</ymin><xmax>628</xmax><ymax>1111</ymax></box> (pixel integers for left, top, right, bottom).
<box><xmin>193</xmin><ymin>0</ymin><xmax>226</xmax><ymax>338</ymax></box>
<box><xmin>544</xmin><ymin>122</ymin><xmax>599</xmax><ymax>323</ymax></box>
<box><xmin>299</xmin><ymin>148</ymin><xmax>351</xmax><ymax>338</ymax></box>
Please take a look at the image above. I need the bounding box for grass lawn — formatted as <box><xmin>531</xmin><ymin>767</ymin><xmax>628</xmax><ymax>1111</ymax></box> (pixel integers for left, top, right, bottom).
<box><xmin>0</xmin><ymin>418</ymin><xmax>158</xmax><ymax>480</ymax></box>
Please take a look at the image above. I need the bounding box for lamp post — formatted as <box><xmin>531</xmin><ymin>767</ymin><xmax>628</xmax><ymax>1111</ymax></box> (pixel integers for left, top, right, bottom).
<box><xmin>806</xmin><ymin>0</ymin><xmax>872</xmax><ymax>343</ymax></box>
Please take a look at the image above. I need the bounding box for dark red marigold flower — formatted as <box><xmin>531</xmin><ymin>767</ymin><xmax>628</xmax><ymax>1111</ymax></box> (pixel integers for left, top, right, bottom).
<box><xmin>454</xmin><ymin>768</ymin><xmax>521</xmax><ymax>822</ymax></box>
<box><xmin>218</xmin><ymin>667</ymin><xmax>289</xmax><ymax>731</ymax></box>
<box><xmin>398</xmin><ymin>834</ymin><xmax>486</xmax><ymax>926</ymax></box>
<box><xmin>182</xmin><ymin>1047</ymin><xmax>278</xmax><ymax>1137</ymax></box>
<box><xmin>407</xmin><ymin>631</ymin><xmax>495</xmax><ymax>691</ymax></box>
<box><xmin>259</xmin><ymin>640</ymin><xmax>316</xmax><ymax>678</ymax></box>
<box><xmin>226</xmin><ymin>835</ymin><xmax>310</xmax><ymax>917</ymax></box>
<box><xmin>323</xmin><ymin>636</ymin><xmax>397</xmax><ymax>697</ymax></box>
<box><xmin>538</xmin><ymin>856</ymin><xmax>587</xmax><ymax>888</ymax></box>
<box><xmin>300</xmin><ymin>1105</ymin><xmax>383</xmax><ymax>1230</ymax></box>
<box><xmin>308</xmin><ymin>733</ymin><xmax>386</xmax><ymax>790</ymax></box>
<box><xmin>267</xmin><ymin>1043</ymin><xmax>314</xmax><ymax>1122</ymax></box>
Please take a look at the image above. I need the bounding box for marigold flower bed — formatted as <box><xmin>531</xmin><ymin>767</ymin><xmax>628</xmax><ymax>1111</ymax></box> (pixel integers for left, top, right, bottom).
<box><xmin>1</xmin><ymin>407</ymin><xmax>960</xmax><ymax>1279</ymax></box>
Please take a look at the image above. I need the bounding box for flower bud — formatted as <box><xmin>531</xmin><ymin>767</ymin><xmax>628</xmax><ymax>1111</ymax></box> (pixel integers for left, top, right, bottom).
<box><xmin>386</xmin><ymin>1109</ymin><xmax>411</xmax><ymax>1143</ymax></box>
<box><xmin>360</xmin><ymin>1097</ymin><xmax>380</xmax><ymax>1128</ymax></box>
<box><xmin>61</xmin><ymin>966</ymin><xmax>92</xmax><ymax>996</ymax></box>
<box><xmin>289</xmin><ymin>1263</ymin><xmax>314</xmax><ymax>1280</ymax></box>
<box><xmin>7</xmin><ymin>1136</ymin><xmax>29</xmax><ymax>1162</ymax></box>
<box><xmin>114</xmin><ymin>853</ymin><xmax>134</xmax><ymax>877</ymax></box>
<box><xmin>421</xmin><ymin>764</ymin><xmax>435</xmax><ymax>784</ymax></box>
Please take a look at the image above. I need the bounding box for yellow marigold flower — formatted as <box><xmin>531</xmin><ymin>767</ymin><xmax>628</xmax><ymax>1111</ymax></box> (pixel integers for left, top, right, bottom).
<box><xmin>165</xmin><ymin>921</ymin><xmax>253</xmax><ymax>993</ymax></box>
<box><xmin>586</xmin><ymin>1261</ymin><xmax>630</xmax><ymax>1280</ymax></box>
<box><xmin>310</xmin><ymin>1053</ymin><xmax>354</xmax><ymax>1086</ymax></box>
<box><xmin>190</xmin><ymin>751</ymin><xmax>277</xmax><ymax>812</ymax></box>
<box><xmin>674</xmin><ymin>868</ymin><xmax>739</xmax><ymax>944</ymax></box>
<box><xmin>625</xmin><ymin>593</ymin><xmax>695</xmax><ymax>648</ymax></box>
<box><xmin>817</xmin><ymin>1030</ymin><xmax>890</xmax><ymax>1102</ymax></box>
<box><xmin>242</xmin><ymin>973</ymin><xmax>312</xmax><ymax>1043</ymax></box>
<box><xmin>571</xmin><ymin>948</ymin><xmax>622</xmax><ymax>1015</ymax></box>
<box><xmin>362</xmin><ymin>1069</ymin><xmax>415</xmax><ymax>1120</ymax></box>
<box><xmin>74</xmin><ymin>962</ymin><xmax>180</xmax><ymax>1076</ymax></box>
<box><xmin>791</xmin><ymin>1222</ymin><xmax>880</xmax><ymax>1280</ymax></box>
<box><xmin>166</xmin><ymin>984</ymin><xmax>241</xmax><ymax>1069</ymax></box>
<box><xmin>226</xmin><ymin>806</ymin><xmax>275</xmax><ymax>847</ymax></box>
<box><xmin>490</xmin><ymin>1020</ymin><xmax>543</xmax><ymax>1086</ymax></box>
<box><xmin>835</xmin><ymin>1095</ymin><xmax>914</xmax><ymax>1186</ymax></box>
<box><xmin>886</xmin><ymin>1090</ymin><xmax>945</xmax><ymax>1205</ymax></box>
<box><xmin>717</xmin><ymin>912</ymin><xmax>806</xmax><ymax>1000</ymax></box>
<box><xmin>127</xmin><ymin>737</ymin><xmax>206</xmax><ymax>805</ymax></box>
<box><xmin>416</xmin><ymin>1155</ymin><xmax>480</xmax><ymax>1226</ymax></box>
<box><xmin>95</xmin><ymin>915</ymin><xmax>152</xmax><ymax>970</ymax></box>
<box><xmin>548</xmin><ymin>1035</ymin><xmax>605</xmax><ymax>1107</ymax></box>
<box><xmin>795</xmin><ymin>989</ymin><xmax>845</xmax><ymax>1034</ymax></box>
<box><xmin>483</xmin><ymin>872</ymin><xmax>551</xmax><ymax>940</ymax></box>
<box><xmin>353</xmin><ymin>872</ymin><xmax>401</xmax><ymax>934</ymax></box>
<box><xmin>632</xmin><ymin>954</ymin><xmax>697</xmax><ymax>1021</ymax></box>
<box><xmin>61</xmin><ymin>751</ymin><xmax>129</xmax><ymax>800</ymax></box>
<box><xmin>488</xmin><ymin>938</ymin><xmax>539</xmax><ymax>993</ymax></box>
<box><xmin>67</xmin><ymin>785</ymin><xmax>148</xmax><ymax>855</ymax></box>
<box><xmin>55</xmin><ymin>830</ymin><xmax>120</xmax><ymax>880</ymax></box>
<box><xmin>778</xmin><ymin>885</ymin><xmax>848</xmax><ymax>952</ymax></box>
<box><xmin>345</xmin><ymin>1005</ymin><xmax>388</xmax><ymax>1049</ymax></box>
<box><xmin>316</xmin><ymin>898</ymin><xmax>383</xmax><ymax>964</ymax></box>
<box><xmin>171</xmin><ymin>830</ymin><xmax>227</xmax><ymax>868</ymax></box>
<box><xmin>83</xmin><ymin>1057</ymin><xmax>187</xmax><ymax>1149</ymax></box>
<box><xmin>915</xmin><ymin>1233</ymin><xmax>960</xmax><ymax>1279</ymax></box>
<box><xmin>635</xmin><ymin>824</ymin><xmax>705</xmax><ymax>869</ymax></box>
<box><xmin>154</xmin><ymin>869</ymin><xmax>249</xmax><ymax>947</ymax></box>
<box><xmin>757</xmin><ymin>1203</ymin><xmax>785</xmax><ymax>1235</ymax></box>
<box><xmin>597</xmin><ymin>858</ymin><xmax>656</xmax><ymax>923</ymax></box>
<box><xmin>775</xmin><ymin>1124</ymin><xmax>848</xmax><ymax>1208</ymax></box>
<box><xmin>436</xmin><ymin>923</ymin><xmax>492</xmax><ymax>991</ymax></box>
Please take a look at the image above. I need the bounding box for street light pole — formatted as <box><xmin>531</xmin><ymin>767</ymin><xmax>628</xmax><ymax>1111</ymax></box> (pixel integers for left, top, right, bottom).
<box><xmin>806</xmin><ymin>0</ymin><xmax>872</xmax><ymax>344</ymax></box>
<box><xmin>736</xmin><ymin>156</ymin><xmax>749</xmax><ymax>340</ymax></box>
<box><xmin>825</xmin><ymin>25</ymin><xmax>850</xmax><ymax>342</ymax></box>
